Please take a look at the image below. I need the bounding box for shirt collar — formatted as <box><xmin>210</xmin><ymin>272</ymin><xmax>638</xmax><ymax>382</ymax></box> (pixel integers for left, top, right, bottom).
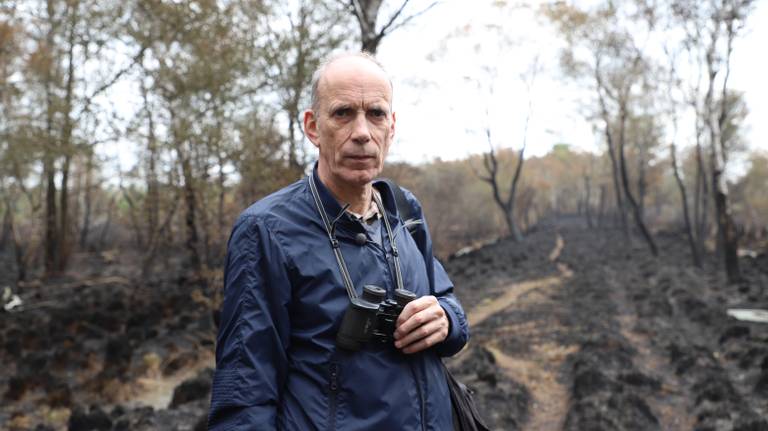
<box><xmin>346</xmin><ymin>188</ymin><xmax>381</xmax><ymax>224</ymax></box>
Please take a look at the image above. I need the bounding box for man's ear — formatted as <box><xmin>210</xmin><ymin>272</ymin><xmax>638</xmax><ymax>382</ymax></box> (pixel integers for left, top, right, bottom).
<box><xmin>390</xmin><ymin>111</ymin><xmax>396</xmax><ymax>139</ymax></box>
<box><xmin>304</xmin><ymin>110</ymin><xmax>320</xmax><ymax>148</ymax></box>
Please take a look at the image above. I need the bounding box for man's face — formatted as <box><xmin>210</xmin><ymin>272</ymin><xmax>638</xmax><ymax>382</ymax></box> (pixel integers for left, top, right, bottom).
<box><xmin>304</xmin><ymin>57</ymin><xmax>395</xmax><ymax>190</ymax></box>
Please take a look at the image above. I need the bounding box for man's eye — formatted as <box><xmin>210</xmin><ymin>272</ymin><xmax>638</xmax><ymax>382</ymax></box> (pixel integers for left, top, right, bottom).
<box><xmin>333</xmin><ymin>108</ymin><xmax>351</xmax><ymax>117</ymax></box>
<box><xmin>369</xmin><ymin>109</ymin><xmax>386</xmax><ymax>118</ymax></box>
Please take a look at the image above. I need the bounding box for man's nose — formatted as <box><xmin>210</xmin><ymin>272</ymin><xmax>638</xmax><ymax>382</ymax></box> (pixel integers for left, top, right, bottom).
<box><xmin>350</xmin><ymin>111</ymin><xmax>371</xmax><ymax>144</ymax></box>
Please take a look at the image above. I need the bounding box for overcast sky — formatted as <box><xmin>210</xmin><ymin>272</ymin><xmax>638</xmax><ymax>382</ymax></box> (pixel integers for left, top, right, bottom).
<box><xmin>376</xmin><ymin>0</ymin><xmax>768</xmax><ymax>164</ymax></box>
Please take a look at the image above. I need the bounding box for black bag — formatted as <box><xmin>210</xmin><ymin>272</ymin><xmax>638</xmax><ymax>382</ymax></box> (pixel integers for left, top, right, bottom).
<box><xmin>444</xmin><ymin>363</ymin><xmax>490</xmax><ymax>431</ymax></box>
<box><xmin>383</xmin><ymin>179</ymin><xmax>490</xmax><ymax>431</ymax></box>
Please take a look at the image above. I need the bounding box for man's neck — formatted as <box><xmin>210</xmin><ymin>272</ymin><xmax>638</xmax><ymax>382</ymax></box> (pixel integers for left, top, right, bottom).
<box><xmin>318</xmin><ymin>172</ymin><xmax>373</xmax><ymax>215</ymax></box>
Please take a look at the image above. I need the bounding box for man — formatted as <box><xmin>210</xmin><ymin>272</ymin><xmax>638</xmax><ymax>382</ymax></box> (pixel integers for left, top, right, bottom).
<box><xmin>208</xmin><ymin>52</ymin><xmax>469</xmax><ymax>430</ymax></box>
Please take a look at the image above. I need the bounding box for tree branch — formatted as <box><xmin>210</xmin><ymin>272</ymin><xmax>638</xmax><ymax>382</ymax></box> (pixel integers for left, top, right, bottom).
<box><xmin>380</xmin><ymin>0</ymin><xmax>439</xmax><ymax>36</ymax></box>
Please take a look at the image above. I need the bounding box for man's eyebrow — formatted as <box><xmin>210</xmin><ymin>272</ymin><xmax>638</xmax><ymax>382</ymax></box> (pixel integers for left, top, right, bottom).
<box><xmin>328</xmin><ymin>102</ymin><xmax>352</xmax><ymax>111</ymax></box>
<box><xmin>365</xmin><ymin>103</ymin><xmax>389</xmax><ymax>112</ymax></box>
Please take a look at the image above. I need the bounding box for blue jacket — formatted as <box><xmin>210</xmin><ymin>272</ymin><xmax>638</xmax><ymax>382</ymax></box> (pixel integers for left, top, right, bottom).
<box><xmin>208</xmin><ymin>166</ymin><xmax>470</xmax><ymax>430</ymax></box>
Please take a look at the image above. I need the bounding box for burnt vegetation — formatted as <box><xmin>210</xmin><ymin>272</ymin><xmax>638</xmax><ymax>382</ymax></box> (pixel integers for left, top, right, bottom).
<box><xmin>1</xmin><ymin>0</ymin><xmax>767</xmax><ymax>430</ymax></box>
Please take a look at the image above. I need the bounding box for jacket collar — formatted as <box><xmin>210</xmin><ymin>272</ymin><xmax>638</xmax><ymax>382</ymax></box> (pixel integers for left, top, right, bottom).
<box><xmin>310</xmin><ymin>162</ymin><xmax>347</xmax><ymax>223</ymax></box>
<box><xmin>309</xmin><ymin>162</ymin><xmax>401</xmax><ymax>234</ymax></box>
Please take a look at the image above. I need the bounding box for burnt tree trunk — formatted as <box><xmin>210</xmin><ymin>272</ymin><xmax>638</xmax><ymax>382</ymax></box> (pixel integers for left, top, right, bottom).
<box><xmin>79</xmin><ymin>151</ymin><xmax>94</xmax><ymax>248</ymax></box>
<box><xmin>56</xmin><ymin>1</ymin><xmax>78</xmax><ymax>272</ymax></box>
<box><xmin>173</xmin><ymin>116</ymin><xmax>202</xmax><ymax>273</ymax></box>
<box><xmin>43</xmin><ymin>0</ymin><xmax>58</xmax><ymax>277</ymax></box>
<box><xmin>3</xmin><ymin>196</ymin><xmax>26</xmax><ymax>283</ymax></box>
<box><xmin>584</xmin><ymin>175</ymin><xmax>593</xmax><ymax>228</ymax></box>
<box><xmin>196</xmin><ymin>144</ymin><xmax>212</xmax><ymax>267</ymax></box>
<box><xmin>508</xmin><ymin>145</ymin><xmax>526</xmax><ymax>241</ymax></box>
<box><xmin>180</xmin><ymin>154</ymin><xmax>201</xmax><ymax>272</ymax></box>
<box><xmin>597</xmin><ymin>184</ymin><xmax>607</xmax><ymax>228</ymax></box>
<box><xmin>617</xmin><ymin>105</ymin><xmax>658</xmax><ymax>256</ymax></box>
<box><xmin>479</xmin><ymin>128</ymin><xmax>524</xmax><ymax>242</ymax></box>
<box><xmin>637</xmin><ymin>139</ymin><xmax>647</xmax><ymax>221</ymax></box>
<box><xmin>142</xmin><ymin>191</ymin><xmax>181</xmax><ymax>276</ymax></box>
<box><xmin>671</xmin><ymin>144</ymin><xmax>702</xmax><ymax>267</ymax></box>
<box><xmin>596</xmin><ymin>80</ymin><xmax>629</xmax><ymax>237</ymax></box>
<box><xmin>0</xmin><ymin>204</ymin><xmax>10</xmax><ymax>249</ymax></box>
<box><xmin>144</xmin><ymin>82</ymin><xmax>160</xmax><ymax>246</ymax></box>
<box><xmin>217</xmin><ymin>147</ymin><xmax>226</xmax><ymax>237</ymax></box>
<box><xmin>704</xmin><ymin>12</ymin><xmax>740</xmax><ymax>282</ymax></box>
<box><xmin>120</xmin><ymin>179</ymin><xmax>145</xmax><ymax>249</ymax></box>
<box><xmin>57</xmin><ymin>153</ymin><xmax>72</xmax><ymax>271</ymax></box>
<box><xmin>98</xmin><ymin>196</ymin><xmax>115</xmax><ymax>250</ymax></box>
<box><xmin>43</xmin><ymin>148</ymin><xmax>58</xmax><ymax>275</ymax></box>
<box><xmin>712</xmin><ymin>169</ymin><xmax>740</xmax><ymax>280</ymax></box>
<box><xmin>693</xmin><ymin>116</ymin><xmax>710</xmax><ymax>257</ymax></box>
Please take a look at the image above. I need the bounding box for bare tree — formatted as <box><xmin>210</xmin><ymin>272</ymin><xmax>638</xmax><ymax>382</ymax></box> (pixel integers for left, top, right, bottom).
<box><xmin>476</xmin><ymin>57</ymin><xmax>539</xmax><ymax>242</ymax></box>
<box><xmin>699</xmin><ymin>0</ymin><xmax>753</xmax><ymax>281</ymax></box>
<box><xmin>671</xmin><ymin>144</ymin><xmax>702</xmax><ymax>267</ymax></box>
<box><xmin>478</xmin><ymin>130</ymin><xmax>525</xmax><ymax>242</ymax></box>
<box><xmin>594</xmin><ymin>60</ymin><xmax>629</xmax><ymax>238</ymax></box>
<box><xmin>662</xmin><ymin>42</ymin><xmax>702</xmax><ymax>267</ymax></box>
<box><xmin>341</xmin><ymin>0</ymin><xmax>439</xmax><ymax>53</ymax></box>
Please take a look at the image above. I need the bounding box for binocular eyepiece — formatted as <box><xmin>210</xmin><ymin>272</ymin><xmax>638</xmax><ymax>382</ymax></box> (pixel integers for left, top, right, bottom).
<box><xmin>336</xmin><ymin>285</ymin><xmax>417</xmax><ymax>351</ymax></box>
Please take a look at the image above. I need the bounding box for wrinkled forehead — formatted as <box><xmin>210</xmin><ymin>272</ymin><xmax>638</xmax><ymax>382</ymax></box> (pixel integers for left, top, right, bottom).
<box><xmin>317</xmin><ymin>57</ymin><xmax>393</xmax><ymax>108</ymax></box>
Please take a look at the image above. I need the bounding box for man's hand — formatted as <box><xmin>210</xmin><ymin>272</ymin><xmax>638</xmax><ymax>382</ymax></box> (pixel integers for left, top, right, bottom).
<box><xmin>393</xmin><ymin>295</ymin><xmax>449</xmax><ymax>354</ymax></box>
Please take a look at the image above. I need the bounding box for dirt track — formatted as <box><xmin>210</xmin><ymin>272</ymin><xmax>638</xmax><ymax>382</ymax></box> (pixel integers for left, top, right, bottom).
<box><xmin>2</xmin><ymin>221</ymin><xmax>768</xmax><ymax>430</ymax></box>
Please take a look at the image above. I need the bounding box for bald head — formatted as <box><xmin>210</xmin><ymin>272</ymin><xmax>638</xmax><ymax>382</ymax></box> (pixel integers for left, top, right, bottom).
<box><xmin>310</xmin><ymin>52</ymin><xmax>393</xmax><ymax>113</ymax></box>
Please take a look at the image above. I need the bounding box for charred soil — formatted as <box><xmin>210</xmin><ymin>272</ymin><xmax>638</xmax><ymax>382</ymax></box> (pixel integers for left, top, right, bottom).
<box><xmin>446</xmin><ymin>223</ymin><xmax>767</xmax><ymax>431</ymax></box>
<box><xmin>2</xmin><ymin>223</ymin><xmax>767</xmax><ymax>430</ymax></box>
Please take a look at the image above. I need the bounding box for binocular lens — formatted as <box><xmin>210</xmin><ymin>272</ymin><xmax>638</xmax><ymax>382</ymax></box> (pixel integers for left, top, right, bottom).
<box><xmin>336</xmin><ymin>297</ymin><xmax>379</xmax><ymax>351</ymax></box>
<box><xmin>362</xmin><ymin>285</ymin><xmax>386</xmax><ymax>303</ymax></box>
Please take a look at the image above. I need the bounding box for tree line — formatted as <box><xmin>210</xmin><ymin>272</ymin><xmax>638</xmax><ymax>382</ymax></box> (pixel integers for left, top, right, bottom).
<box><xmin>0</xmin><ymin>0</ymin><xmax>434</xmax><ymax>282</ymax></box>
<box><xmin>0</xmin><ymin>0</ymin><xmax>765</xmax><ymax>286</ymax></box>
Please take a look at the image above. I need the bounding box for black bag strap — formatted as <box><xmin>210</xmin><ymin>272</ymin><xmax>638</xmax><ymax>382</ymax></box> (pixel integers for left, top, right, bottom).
<box><xmin>443</xmin><ymin>362</ymin><xmax>491</xmax><ymax>431</ymax></box>
<box><xmin>379</xmin><ymin>178</ymin><xmax>423</xmax><ymax>235</ymax></box>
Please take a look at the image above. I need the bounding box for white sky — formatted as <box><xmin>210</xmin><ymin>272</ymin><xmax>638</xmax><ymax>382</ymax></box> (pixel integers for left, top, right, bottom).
<box><xmin>376</xmin><ymin>0</ymin><xmax>768</xmax><ymax>164</ymax></box>
<box><xmin>100</xmin><ymin>0</ymin><xmax>767</xmax><ymax>174</ymax></box>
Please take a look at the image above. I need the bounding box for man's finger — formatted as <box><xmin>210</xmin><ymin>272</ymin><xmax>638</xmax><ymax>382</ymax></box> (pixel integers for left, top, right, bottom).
<box><xmin>394</xmin><ymin>317</ymin><xmax>445</xmax><ymax>349</ymax></box>
<box><xmin>396</xmin><ymin>296</ymin><xmax>436</xmax><ymax>328</ymax></box>
<box><xmin>401</xmin><ymin>329</ymin><xmax>449</xmax><ymax>354</ymax></box>
<box><xmin>394</xmin><ymin>299</ymin><xmax>443</xmax><ymax>339</ymax></box>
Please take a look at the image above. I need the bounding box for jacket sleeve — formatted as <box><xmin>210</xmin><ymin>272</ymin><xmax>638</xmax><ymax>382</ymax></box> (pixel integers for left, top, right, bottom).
<box><xmin>400</xmin><ymin>188</ymin><xmax>469</xmax><ymax>357</ymax></box>
<box><xmin>432</xmin><ymin>258</ymin><xmax>469</xmax><ymax>357</ymax></box>
<box><xmin>208</xmin><ymin>215</ymin><xmax>292</xmax><ymax>429</ymax></box>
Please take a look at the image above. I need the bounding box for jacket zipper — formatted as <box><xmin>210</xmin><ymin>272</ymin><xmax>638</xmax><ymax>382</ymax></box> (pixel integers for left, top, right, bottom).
<box><xmin>382</xmin><ymin>225</ymin><xmax>427</xmax><ymax>431</ymax></box>
<box><xmin>412</xmin><ymin>362</ymin><xmax>427</xmax><ymax>431</ymax></box>
<box><xmin>329</xmin><ymin>363</ymin><xmax>339</xmax><ymax>431</ymax></box>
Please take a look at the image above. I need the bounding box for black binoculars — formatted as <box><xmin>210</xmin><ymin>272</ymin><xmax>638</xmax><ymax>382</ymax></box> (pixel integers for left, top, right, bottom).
<box><xmin>336</xmin><ymin>285</ymin><xmax>417</xmax><ymax>351</ymax></box>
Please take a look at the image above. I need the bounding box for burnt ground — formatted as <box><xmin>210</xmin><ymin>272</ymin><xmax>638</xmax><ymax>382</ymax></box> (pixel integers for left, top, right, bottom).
<box><xmin>446</xmin><ymin>220</ymin><xmax>768</xmax><ymax>431</ymax></box>
<box><xmin>2</xmin><ymin>220</ymin><xmax>768</xmax><ymax>430</ymax></box>
<box><xmin>0</xmin><ymin>250</ymin><xmax>218</xmax><ymax>430</ymax></box>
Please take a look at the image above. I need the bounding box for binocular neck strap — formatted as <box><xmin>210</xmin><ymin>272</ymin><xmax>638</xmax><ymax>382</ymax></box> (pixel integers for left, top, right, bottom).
<box><xmin>308</xmin><ymin>174</ymin><xmax>358</xmax><ymax>300</ymax></box>
<box><xmin>373</xmin><ymin>191</ymin><xmax>405</xmax><ymax>293</ymax></box>
<box><xmin>307</xmin><ymin>174</ymin><xmax>406</xmax><ymax>299</ymax></box>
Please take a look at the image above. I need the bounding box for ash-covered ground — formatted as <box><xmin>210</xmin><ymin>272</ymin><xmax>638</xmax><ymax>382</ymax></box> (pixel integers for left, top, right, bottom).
<box><xmin>446</xmin><ymin>221</ymin><xmax>768</xmax><ymax>431</ymax></box>
<box><xmin>2</xmin><ymin>221</ymin><xmax>767</xmax><ymax>430</ymax></box>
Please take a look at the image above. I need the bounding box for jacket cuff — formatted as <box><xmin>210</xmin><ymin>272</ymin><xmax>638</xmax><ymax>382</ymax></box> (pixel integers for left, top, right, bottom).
<box><xmin>435</xmin><ymin>297</ymin><xmax>469</xmax><ymax>357</ymax></box>
<box><xmin>208</xmin><ymin>368</ymin><xmax>277</xmax><ymax>429</ymax></box>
